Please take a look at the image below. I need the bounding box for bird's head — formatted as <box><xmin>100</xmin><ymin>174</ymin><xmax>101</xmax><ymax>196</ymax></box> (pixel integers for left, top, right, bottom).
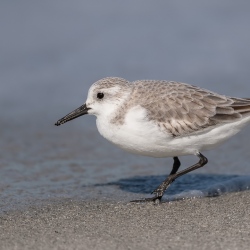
<box><xmin>55</xmin><ymin>77</ymin><xmax>131</xmax><ymax>126</ymax></box>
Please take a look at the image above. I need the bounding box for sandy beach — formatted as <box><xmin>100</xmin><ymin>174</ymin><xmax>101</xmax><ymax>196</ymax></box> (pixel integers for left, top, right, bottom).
<box><xmin>1</xmin><ymin>191</ymin><xmax>250</xmax><ymax>250</ymax></box>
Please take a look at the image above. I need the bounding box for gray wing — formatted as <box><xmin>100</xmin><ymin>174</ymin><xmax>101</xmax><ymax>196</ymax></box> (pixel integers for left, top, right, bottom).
<box><xmin>135</xmin><ymin>81</ymin><xmax>250</xmax><ymax>137</ymax></box>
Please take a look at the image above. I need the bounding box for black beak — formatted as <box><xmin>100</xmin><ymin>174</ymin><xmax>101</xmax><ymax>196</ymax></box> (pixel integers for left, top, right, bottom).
<box><xmin>55</xmin><ymin>103</ymin><xmax>90</xmax><ymax>126</ymax></box>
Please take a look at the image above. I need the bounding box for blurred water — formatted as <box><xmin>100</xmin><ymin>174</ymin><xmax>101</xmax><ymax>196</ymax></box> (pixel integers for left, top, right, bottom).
<box><xmin>1</xmin><ymin>1</ymin><xmax>250</xmax><ymax>212</ymax></box>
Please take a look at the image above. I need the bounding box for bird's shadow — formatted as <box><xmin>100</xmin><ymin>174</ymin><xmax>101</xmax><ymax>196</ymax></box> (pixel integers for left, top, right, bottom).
<box><xmin>85</xmin><ymin>174</ymin><xmax>250</xmax><ymax>199</ymax></box>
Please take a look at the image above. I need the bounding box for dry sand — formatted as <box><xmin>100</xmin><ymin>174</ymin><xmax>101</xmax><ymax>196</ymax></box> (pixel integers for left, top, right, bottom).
<box><xmin>1</xmin><ymin>191</ymin><xmax>250</xmax><ymax>250</ymax></box>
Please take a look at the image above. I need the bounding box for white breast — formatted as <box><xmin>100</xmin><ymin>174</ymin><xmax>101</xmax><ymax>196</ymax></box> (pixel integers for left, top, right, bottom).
<box><xmin>96</xmin><ymin>105</ymin><xmax>174</xmax><ymax>157</ymax></box>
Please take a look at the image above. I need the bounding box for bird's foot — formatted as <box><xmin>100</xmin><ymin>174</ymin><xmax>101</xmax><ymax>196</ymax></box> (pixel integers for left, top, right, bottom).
<box><xmin>130</xmin><ymin>176</ymin><xmax>174</xmax><ymax>204</ymax></box>
<box><xmin>130</xmin><ymin>196</ymin><xmax>162</xmax><ymax>204</ymax></box>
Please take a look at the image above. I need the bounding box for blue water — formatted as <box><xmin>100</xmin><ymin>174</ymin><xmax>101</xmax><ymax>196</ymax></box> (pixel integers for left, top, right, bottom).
<box><xmin>1</xmin><ymin>0</ymin><xmax>250</xmax><ymax>212</ymax></box>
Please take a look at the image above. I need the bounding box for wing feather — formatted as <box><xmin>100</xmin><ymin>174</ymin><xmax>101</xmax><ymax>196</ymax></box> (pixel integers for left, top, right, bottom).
<box><xmin>133</xmin><ymin>81</ymin><xmax>250</xmax><ymax>137</ymax></box>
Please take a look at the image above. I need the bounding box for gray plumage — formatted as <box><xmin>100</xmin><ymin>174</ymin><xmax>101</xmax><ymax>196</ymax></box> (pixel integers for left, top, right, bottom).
<box><xmin>97</xmin><ymin>78</ymin><xmax>250</xmax><ymax>137</ymax></box>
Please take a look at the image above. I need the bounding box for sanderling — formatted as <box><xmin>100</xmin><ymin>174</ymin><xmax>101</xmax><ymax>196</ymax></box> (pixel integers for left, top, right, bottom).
<box><xmin>55</xmin><ymin>77</ymin><xmax>250</xmax><ymax>202</ymax></box>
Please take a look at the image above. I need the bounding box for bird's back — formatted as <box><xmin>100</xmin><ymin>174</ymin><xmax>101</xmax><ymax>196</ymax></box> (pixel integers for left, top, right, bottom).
<box><xmin>127</xmin><ymin>80</ymin><xmax>250</xmax><ymax>137</ymax></box>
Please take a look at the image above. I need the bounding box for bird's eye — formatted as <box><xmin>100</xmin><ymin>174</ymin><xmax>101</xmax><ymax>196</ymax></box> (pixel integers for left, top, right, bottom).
<box><xmin>97</xmin><ymin>93</ymin><xmax>104</xmax><ymax>99</ymax></box>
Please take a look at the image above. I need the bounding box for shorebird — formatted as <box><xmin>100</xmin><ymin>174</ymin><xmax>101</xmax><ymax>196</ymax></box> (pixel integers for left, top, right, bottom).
<box><xmin>55</xmin><ymin>77</ymin><xmax>250</xmax><ymax>202</ymax></box>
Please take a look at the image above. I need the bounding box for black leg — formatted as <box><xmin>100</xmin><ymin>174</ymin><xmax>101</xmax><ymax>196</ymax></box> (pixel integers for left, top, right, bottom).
<box><xmin>131</xmin><ymin>152</ymin><xmax>208</xmax><ymax>203</ymax></box>
<box><xmin>131</xmin><ymin>156</ymin><xmax>180</xmax><ymax>203</ymax></box>
<box><xmin>170</xmin><ymin>156</ymin><xmax>181</xmax><ymax>175</ymax></box>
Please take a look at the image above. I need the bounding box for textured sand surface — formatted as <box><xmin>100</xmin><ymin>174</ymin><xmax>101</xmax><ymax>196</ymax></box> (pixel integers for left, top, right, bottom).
<box><xmin>1</xmin><ymin>191</ymin><xmax>250</xmax><ymax>250</ymax></box>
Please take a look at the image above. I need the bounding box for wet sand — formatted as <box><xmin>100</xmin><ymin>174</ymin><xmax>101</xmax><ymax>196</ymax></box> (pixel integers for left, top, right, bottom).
<box><xmin>1</xmin><ymin>191</ymin><xmax>250</xmax><ymax>250</ymax></box>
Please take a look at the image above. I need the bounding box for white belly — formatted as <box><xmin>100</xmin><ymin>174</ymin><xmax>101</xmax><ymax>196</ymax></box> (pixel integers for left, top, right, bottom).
<box><xmin>96</xmin><ymin>106</ymin><xmax>250</xmax><ymax>158</ymax></box>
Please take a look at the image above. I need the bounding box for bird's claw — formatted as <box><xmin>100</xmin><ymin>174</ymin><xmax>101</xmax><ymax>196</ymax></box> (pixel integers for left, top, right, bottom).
<box><xmin>130</xmin><ymin>196</ymin><xmax>162</xmax><ymax>204</ymax></box>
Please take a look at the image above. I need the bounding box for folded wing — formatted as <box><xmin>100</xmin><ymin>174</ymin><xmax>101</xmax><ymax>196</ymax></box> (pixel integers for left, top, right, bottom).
<box><xmin>138</xmin><ymin>81</ymin><xmax>250</xmax><ymax>137</ymax></box>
